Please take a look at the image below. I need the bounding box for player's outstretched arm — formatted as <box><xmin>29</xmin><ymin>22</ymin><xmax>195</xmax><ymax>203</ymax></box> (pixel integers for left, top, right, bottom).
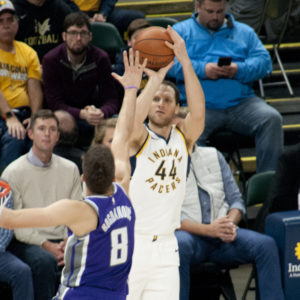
<box><xmin>130</xmin><ymin>61</ymin><xmax>174</xmax><ymax>152</ymax></box>
<box><xmin>0</xmin><ymin>199</ymin><xmax>98</xmax><ymax>237</ymax></box>
<box><xmin>166</xmin><ymin>26</ymin><xmax>205</xmax><ymax>152</ymax></box>
<box><xmin>111</xmin><ymin>49</ymin><xmax>146</xmax><ymax>192</ymax></box>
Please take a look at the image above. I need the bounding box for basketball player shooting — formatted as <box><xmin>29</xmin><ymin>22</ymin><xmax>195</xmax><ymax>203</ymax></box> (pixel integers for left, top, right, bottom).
<box><xmin>127</xmin><ymin>26</ymin><xmax>206</xmax><ymax>299</ymax></box>
<box><xmin>0</xmin><ymin>49</ymin><xmax>147</xmax><ymax>300</ymax></box>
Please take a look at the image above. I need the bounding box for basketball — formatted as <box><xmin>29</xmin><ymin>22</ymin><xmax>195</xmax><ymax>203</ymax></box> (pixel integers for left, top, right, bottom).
<box><xmin>133</xmin><ymin>26</ymin><xmax>174</xmax><ymax>70</ymax></box>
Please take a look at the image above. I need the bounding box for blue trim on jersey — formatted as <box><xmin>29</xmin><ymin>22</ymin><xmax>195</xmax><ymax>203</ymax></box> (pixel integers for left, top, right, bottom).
<box><xmin>130</xmin><ymin>132</ymin><xmax>150</xmax><ymax>177</ymax></box>
<box><xmin>145</xmin><ymin>123</ymin><xmax>173</xmax><ymax>143</ymax></box>
<box><xmin>187</xmin><ymin>155</ymin><xmax>191</xmax><ymax>179</ymax></box>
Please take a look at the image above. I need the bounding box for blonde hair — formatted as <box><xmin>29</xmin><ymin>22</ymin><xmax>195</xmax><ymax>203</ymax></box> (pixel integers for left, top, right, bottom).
<box><xmin>92</xmin><ymin>118</ymin><xmax>117</xmax><ymax>145</ymax></box>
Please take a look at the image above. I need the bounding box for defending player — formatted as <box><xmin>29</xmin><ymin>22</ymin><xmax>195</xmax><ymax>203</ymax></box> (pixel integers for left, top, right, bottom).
<box><xmin>0</xmin><ymin>49</ymin><xmax>146</xmax><ymax>300</ymax></box>
<box><xmin>127</xmin><ymin>26</ymin><xmax>205</xmax><ymax>299</ymax></box>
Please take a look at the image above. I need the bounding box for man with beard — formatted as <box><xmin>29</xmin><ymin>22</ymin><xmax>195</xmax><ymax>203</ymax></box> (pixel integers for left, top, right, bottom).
<box><xmin>42</xmin><ymin>12</ymin><xmax>119</xmax><ymax>147</ymax></box>
<box><xmin>167</xmin><ymin>0</ymin><xmax>283</xmax><ymax>173</ymax></box>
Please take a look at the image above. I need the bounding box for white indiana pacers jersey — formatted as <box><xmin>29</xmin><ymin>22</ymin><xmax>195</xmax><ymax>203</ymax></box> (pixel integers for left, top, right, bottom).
<box><xmin>129</xmin><ymin>124</ymin><xmax>189</xmax><ymax>235</ymax></box>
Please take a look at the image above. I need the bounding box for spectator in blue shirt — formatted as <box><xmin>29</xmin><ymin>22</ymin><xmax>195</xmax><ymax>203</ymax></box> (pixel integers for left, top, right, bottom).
<box><xmin>168</xmin><ymin>0</ymin><xmax>283</xmax><ymax>172</ymax></box>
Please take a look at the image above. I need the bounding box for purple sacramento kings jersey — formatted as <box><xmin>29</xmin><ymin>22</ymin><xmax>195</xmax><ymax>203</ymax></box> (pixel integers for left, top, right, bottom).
<box><xmin>54</xmin><ymin>183</ymin><xmax>135</xmax><ymax>300</ymax></box>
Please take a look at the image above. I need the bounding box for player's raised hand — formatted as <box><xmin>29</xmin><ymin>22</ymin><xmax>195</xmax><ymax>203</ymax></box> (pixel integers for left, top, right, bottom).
<box><xmin>143</xmin><ymin>59</ymin><xmax>174</xmax><ymax>86</ymax></box>
<box><xmin>165</xmin><ymin>25</ymin><xmax>189</xmax><ymax>64</ymax></box>
<box><xmin>112</xmin><ymin>48</ymin><xmax>147</xmax><ymax>90</ymax></box>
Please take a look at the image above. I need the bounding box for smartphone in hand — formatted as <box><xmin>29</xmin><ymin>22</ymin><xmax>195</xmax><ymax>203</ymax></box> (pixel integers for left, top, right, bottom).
<box><xmin>218</xmin><ymin>56</ymin><xmax>232</xmax><ymax>66</ymax></box>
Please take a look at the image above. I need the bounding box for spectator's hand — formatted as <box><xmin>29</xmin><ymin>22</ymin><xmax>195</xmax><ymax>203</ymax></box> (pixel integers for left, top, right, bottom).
<box><xmin>209</xmin><ymin>216</ymin><xmax>237</xmax><ymax>243</ymax></box>
<box><xmin>219</xmin><ymin>63</ymin><xmax>238</xmax><ymax>79</ymax></box>
<box><xmin>42</xmin><ymin>240</ymin><xmax>65</xmax><ymax>266</ymax></box>
<box><xmin>112</xmin><ymin>48</ymin><xmax>147</xmax><ymax>89</ymax></box>
<box><xmin>205</xmin><ymin>62</ymin><xmax>238</xmax><ymax>80</ymax></box>
<box><xmin>22</xmin><ymin>117</ymin><xmax>31</xmax><ymax>130</ymax></box>
<box><xmin>205</xmin><ymin>63</ymin><xmax>222</xmax><ymax>80</ymax></box>
<box><xmin>82</xmin><ymin>105</ymin><xmax>104</xmax><ymax>126</ymax></box>
<box><xmin>6</xmin><ymin>116</ymin><xmax>26</xmax><ymax>139</ymax></box>
<box><xmin>165</xmin><ymin>25</ymin><xmax>189</xmax><ymax>65</ymax></box>
<box><xmin>91</xmin><ymin>13</ymin><xmax>106</xmax><ymax>22</ymax></box>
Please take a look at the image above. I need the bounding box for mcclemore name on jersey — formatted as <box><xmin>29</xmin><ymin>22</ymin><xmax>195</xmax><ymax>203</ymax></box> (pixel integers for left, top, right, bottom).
<box><xmin>101</xmin><ymin>205</ymin><xmax>133</xmax><ymax>232</ymax></box>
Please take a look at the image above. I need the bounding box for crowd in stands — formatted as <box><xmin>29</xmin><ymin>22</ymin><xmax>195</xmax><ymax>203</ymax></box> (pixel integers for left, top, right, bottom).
<box><xmin>0</xmin><ymin>0</ymin><xmax>299</xmax><ymax>299</ymax></box>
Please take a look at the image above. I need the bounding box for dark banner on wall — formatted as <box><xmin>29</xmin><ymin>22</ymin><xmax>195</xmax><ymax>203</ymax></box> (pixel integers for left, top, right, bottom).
<box><xmin>266</xmin><ymin>210</ymin><xmax>300</xmax><ymax>300</ymax></box>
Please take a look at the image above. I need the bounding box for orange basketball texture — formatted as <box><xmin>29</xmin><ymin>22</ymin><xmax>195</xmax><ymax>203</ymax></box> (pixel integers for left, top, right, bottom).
<box><xmin>133</xmin><ymin>26</ymin><xmax>174</xmax><ymax>70</ymax></box>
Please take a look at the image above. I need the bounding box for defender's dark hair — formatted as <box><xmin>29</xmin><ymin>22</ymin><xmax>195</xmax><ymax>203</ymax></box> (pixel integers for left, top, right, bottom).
<box><xmin>30</xmin><ymin>109</ymin><xmax>59</xmax><ymax>130</ymax></box>
<box><xmin>82</xmin><ymin>144</ymin><xmax>115</xmax><ymax>195</ymax></box>
<box><xmin>162</xmin><ymin>80</ymin><xmax>180</xmax><ymax>105</ymax></box>
<box><xmin>63</xmin><ymin>11</ymin><xmax>91</xmax><ymax>32</ymax></box>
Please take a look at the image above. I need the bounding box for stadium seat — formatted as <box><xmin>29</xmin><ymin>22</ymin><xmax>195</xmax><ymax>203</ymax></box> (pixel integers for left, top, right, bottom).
<box><xmin>91</xmin><ymin>22</ymin><xmax>125</xmax><ymax>63</ymax></box>
<box><xmin>147</xmin><ymin>17</ymin><xmax>178</xmax><ymax>28</ymax></box>
<box><xmin>241</xmin><ymin>170</ymin><xmax>276</xmax><ymax>300</ymax></box>
<box><xmin>257</xmin><ymin>0</ymin><xmax>294</xmax><ymax>97</ymax></box>
<box><xmin>190</xmin><ymin>262</ymin><xmax>237</xmax><ymax>300</ymax></box>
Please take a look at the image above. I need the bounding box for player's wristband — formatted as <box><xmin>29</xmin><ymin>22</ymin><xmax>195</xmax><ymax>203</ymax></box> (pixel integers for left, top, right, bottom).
<box><xmin>124</xmin><ymin>86</ymin><xmax>138</xmax><ymax>90</ymax></box>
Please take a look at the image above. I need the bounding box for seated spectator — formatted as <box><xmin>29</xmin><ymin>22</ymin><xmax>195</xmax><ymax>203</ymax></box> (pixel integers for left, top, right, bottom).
<box><xmin>74</xmin><ymin>0</ymin><xmax>145</xmax><ymax>39</ymax></box>
<box><xmin>167</xmin><ymin>0</ymin><xmax>283</xmax><ymax>172</ymax></box>
<box><xmin>92</xmin><ymin>117</ymin><xmax>117</xmax><ymax>147</ymax></box>
<box><xmin>42</xmin><ymin>12</ymin><xmax>119</xmax><ymax>148</ymax></box>
<box><xmin>174</xmin><ymin>111</ymin><xmax>285</xmax><ymax>299</ymax></box>
<box><xmin>113</xmin><ymin>18</ymin><xmax>150</xmax><ymax>103</ymax></box>
<box><xmin>13</xmin><ymin>0</ymin><xmax>72</xmax><ymax>61</ymax></box>
<box><xmin>0</xmin><ymin>178</ymin><xmax>34</xmax><ymax>300</ymax></box>
<box><xmin>2</xmin><ymin>109</ymin><xmax>82</xmax><ymax>300</ymax></box>
<box><xmin>54</xmin><ymin>110</ymin><xmax>84</xmax><ymax>173</ymax></box>
<box><xmin>255</xmin><ymin>142</ymin><xmax>300</xmax><ymax>233</ymax></box>
<box><xmin>113</xmin><ymin>18</ymin><xmax>150</xmax><ymax>76</ymax></box>
<box><xmin>0</xmin><ymin>0</ymin><xmax>42</xmax><ymax>173</ymax></box>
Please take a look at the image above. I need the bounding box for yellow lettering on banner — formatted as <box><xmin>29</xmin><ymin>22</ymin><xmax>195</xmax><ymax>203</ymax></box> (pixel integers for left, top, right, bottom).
<box><xmin>146</xmin><ymin>177</ymin><xmax>154</xmax><ymax>183</ymax></box>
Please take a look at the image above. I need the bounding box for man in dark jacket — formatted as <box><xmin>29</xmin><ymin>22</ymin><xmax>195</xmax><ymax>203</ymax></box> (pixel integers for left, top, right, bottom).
<box><xmin>42</xmin><ymin>12</ymin><xmax>119</xmax><ymax>147</ymax></box>
<box><xmin>13</xmin><ymin>0</ymin><xmax>72</xmax><ymax>60</ymax></box>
